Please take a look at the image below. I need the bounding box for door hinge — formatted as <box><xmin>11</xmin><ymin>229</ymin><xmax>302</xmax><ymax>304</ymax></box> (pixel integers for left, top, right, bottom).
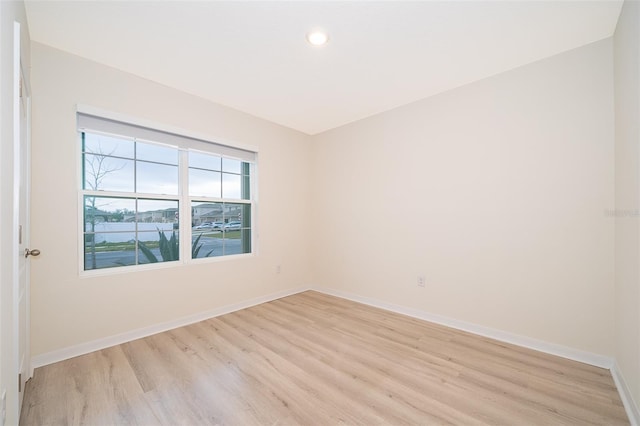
<box><xmin>18</xmin><ymin>373</ymin><xmax>21</xmax><ymax>393</ymax></box>
<box><xmin>18</xmin><ymin>225</ymin><xmax>22</xmax><ymax>245</ymax></box>
<box><xmin>19</xmin><ymin>77</ymin><xmax>22</xmax><ymax>99</ymax></box>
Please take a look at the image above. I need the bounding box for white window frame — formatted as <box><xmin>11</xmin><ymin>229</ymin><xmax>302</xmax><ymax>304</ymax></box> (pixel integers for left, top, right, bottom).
<box><xmin>76</xmin><ymin>106</ymin><xmax>258</xmax><ymax>276</ymax></box>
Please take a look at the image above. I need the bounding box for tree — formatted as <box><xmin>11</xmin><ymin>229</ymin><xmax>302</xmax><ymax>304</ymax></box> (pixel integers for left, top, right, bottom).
<box><xmin>83</xmin><ymin>136</ymin><xmax>126</xmax><ymax>269</ymax></box>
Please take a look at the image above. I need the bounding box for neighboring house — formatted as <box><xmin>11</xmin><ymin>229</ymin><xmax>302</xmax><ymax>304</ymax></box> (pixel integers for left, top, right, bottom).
<box><xmin>192</xmin><ymin>203</ymin><xmax>243</xmax><ymax>225</ymax></box>
<box><xmin>136</xmin><ymin>208</ymin><xmax>178</xmax><ymax>223</ymax></box>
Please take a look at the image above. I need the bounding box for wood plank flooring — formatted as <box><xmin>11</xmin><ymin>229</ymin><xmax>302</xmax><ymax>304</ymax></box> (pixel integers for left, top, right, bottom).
<box><xmin>20</xmin><ymin>291</ymin><xmax>629</xmax><ymax>425</ymax></box>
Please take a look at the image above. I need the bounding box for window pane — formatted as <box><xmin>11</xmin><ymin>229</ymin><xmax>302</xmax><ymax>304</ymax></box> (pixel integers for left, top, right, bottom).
<box><xmin>138</xmin><ymin>229</ymin><xmax>179</xmax><ymax>264</ymax></box>
<box><xmin>136</xmin><ymin>141</ymin><xmax>178</xmax><ymax>165</ymax></box>
<box><xmin>240</xmin><ymin>203</ymin><xmax>251</xmax><ymax>228</ymax></box>
<box><xmin>191</xmin><ymin>231</ymin><xmax>222</xmax><ymax>259</ymax></box>
<box><xmin>222</xmin><ymin>173</ymin><xmax>241</xmax><ymax>199</ymax></box>
<box><xmin>222</xmin><ymin>158</ymin><xmax>241</xmax><ymax>173</ymax></box>
<box><xmin>240</xmin><ymin>229</ymin><xmax>251</xmax><ymax>254</ymax></box>
<box><xmin>83</xmin><ymin>133</ymin><xmax>134</xmax><ymax>158</ymax></box>
<box><xmin>241</xmin><ymin>162</ymin><xmax>251</xmax><ymax>177</ymax></box>
<box><xmin>241</xmin><ymin>173</ymin><xmax>250</xmax><ymax>200</ymax></box>
<box><xmin>84</xmin><ymin>196</ymin><xmax>136</xmax><ymax>231</ymax></box>
<box><xmin>221</xmin><ymin>229</ymin><xmax>251</xmax><ymax>256</ymax></box>
<box><xmin>83</xmin><ymin>197</ymin><xmax>181</xmax><ymax>268</ymax></box>
<box><xmin>136</xmin><ymin>161</ymin><xmax>179</xmax><ymax>195</ymax></box>
<box><xmin>84</xmin><ymin>154</ymin><xmax>134</xmax><ymax>192</ymax></box>
<box><xmin>137</xmin><ymin>199</ymin><xmax>179</xmax><ymax>224</ymax></box>
<box><xmin>189</xmin><ymin>169</ymin><xmax>221</xmax><ymax>198</ymax></box>
<box><xmin>191</xmin><ymin>200</ymin><xmax>250</xmax><ymax>259</ymax></box>
<box><xmin>84</xmin><ymin>237</ymin><xmax>137</xmax><ymax>270</ymax></box>
<box><xmin>223</xmin><ymin>203</ymin><xmax>245</xmax><ymax>223</ymax></box>
<box><xmin>137</xmin><ymin>200</ymin><xmax>179</xmax><ymax>264</ymax></box>
<box><xmin>84</xmin><ymin>197</ymin><xmax>136</xmax><ymax>270</ymax></box>
<box><xmin>218</xmin><ymin>202</ymin><xmax>251</xmax><ymax>256</ymax></box>
<box><xmin>189</xmin><ymin>151</ymin><xmax>221</xmax><ymax>171</ymax></box>
<box><xmin>191</xmin><ymin>202</ymin><xmax>223</xmax><ymax>227</ymax></box>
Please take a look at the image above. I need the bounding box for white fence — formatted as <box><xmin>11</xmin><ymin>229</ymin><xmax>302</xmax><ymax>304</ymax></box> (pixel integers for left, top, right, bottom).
<box><xmin>88</xmin><ymin>222</ymin><xmax>174</xmax><ymax>243</ymax></box>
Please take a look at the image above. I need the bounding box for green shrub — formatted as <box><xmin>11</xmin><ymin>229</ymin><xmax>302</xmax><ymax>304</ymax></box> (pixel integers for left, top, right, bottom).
<box><xmin>139</xmin><ymin>230</ymin><xmax>213</xmax><ymax>263</ymax></box>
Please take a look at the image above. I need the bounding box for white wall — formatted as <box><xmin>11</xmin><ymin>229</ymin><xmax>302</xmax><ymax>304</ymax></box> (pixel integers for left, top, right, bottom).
<box><xmin>614</xmin><ymin>0</ymin><xmax>640</xmax><ymax>414</ymax></box>
<box><xmin>311</xmin><ymin>39</ymin><xmax>615</xmax><ymax>357</ymax></box>
<box><xmin>29</xmin><ymin>43</ymin><xmax>312</xmax><ymax>358</ymax></box>
<box><xmin>0</xmin><ymin>1</ymin><xmax>30</xmax><ymax>424</ymax></box>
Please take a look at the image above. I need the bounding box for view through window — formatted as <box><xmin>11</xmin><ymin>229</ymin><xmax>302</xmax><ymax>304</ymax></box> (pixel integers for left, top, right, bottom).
<box><xmin>80</xmin><ymin>114</ymin><xmax>255</xmax><ymax>271</ymax></box>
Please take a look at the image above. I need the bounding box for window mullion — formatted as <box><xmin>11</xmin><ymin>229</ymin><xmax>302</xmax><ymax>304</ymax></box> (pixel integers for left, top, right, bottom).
<box><xmin>82</xmin><ymin>190</ymin><xmax>180</xmax><ymax>201</ymax></box>
<box><xmin>134</xmin><ymin>198</ymin><xmax>139</xmax><ymax>265</ymax></box>
<box><xmin>179</xmin><ymin>149</ymin><xmax>190</xmax><ymax>263</ymax></box>
<box><xmin>133</xmin><ymin>139</ymin><xmax>138</xmax><ymax>192</ymax></box>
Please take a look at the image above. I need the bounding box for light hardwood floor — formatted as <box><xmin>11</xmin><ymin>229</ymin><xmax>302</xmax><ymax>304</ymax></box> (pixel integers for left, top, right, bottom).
<box><xmin>20</xmin><ymin>291</ymin><xmax>628</xmax><ymax>425</ymax></box>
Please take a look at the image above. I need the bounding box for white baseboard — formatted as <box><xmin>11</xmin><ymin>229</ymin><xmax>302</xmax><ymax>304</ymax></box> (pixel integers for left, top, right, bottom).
<box><xmin>611</xmin><ymin>362</ymin><xmax>640</xmax><ymax>426</ymax></box>
<box><xmin>31</xmin><ymin>285</ymin><xmax>311</xmax><ymax>369</ymax></box>
<box><xmin>312</xmin><ymin>286</ymin><xmax>614</xmax><ymax>369</ymax></box>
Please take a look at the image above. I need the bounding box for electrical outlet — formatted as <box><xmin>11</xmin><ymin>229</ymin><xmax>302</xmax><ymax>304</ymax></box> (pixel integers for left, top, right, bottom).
<box><xmin>417</xmin><ymin>276</ymin><xmax>426</xmax><ymax>287</ymax></box>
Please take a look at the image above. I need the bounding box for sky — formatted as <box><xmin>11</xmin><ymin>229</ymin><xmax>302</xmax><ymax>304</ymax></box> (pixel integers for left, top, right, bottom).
<box><xmin>83</xmin><ymin>132</ymin><xmax>249</xmax><ymax>216</ymax></box>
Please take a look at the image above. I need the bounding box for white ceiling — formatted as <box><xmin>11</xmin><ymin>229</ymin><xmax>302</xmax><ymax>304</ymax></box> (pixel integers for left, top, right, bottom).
<box><xmin>25</xmin><ymin>1</ymin><xmax>623</xmax><ymax>135</ymax></box>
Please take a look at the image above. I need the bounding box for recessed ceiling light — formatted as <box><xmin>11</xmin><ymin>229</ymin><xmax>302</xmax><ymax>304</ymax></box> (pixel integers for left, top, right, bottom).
<box><xmin>306</xmin><ymin>30</ymin><xmax>329</xmax><ymax>46</ymax></box>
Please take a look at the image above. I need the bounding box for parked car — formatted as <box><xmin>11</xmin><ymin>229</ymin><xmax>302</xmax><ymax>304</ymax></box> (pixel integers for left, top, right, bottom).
<box><xmin>194</xmin><ymin>221</ymin><xmax>225</xmax><ymax>231</ymax></box>
<box><xmin>194</xmin><ymin>222</ymin><xmax>214</xmax><ymax>230</ymax></box>
<box><xmin>224</xmin><ymin>221</ymin><xmax>242</xmax><ymax>231</ymax></box>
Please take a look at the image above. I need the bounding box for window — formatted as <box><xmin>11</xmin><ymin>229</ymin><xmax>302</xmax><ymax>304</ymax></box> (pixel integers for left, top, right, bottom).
<box><xmin>189</xmin><ymin>151</ymin><xmax>252</xmax><ymax>259</ymax></box>
<box><xmin>79</xmin><ymin>112</ymin><xmax>256</xmax><ymax>272</ymax></box>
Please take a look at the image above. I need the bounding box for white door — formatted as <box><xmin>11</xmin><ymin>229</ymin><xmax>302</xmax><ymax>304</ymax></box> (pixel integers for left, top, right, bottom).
<box><xmin>14</xmin><ymin>21</ymin><xmax>34</xmax><ymax>416</ymax></box>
